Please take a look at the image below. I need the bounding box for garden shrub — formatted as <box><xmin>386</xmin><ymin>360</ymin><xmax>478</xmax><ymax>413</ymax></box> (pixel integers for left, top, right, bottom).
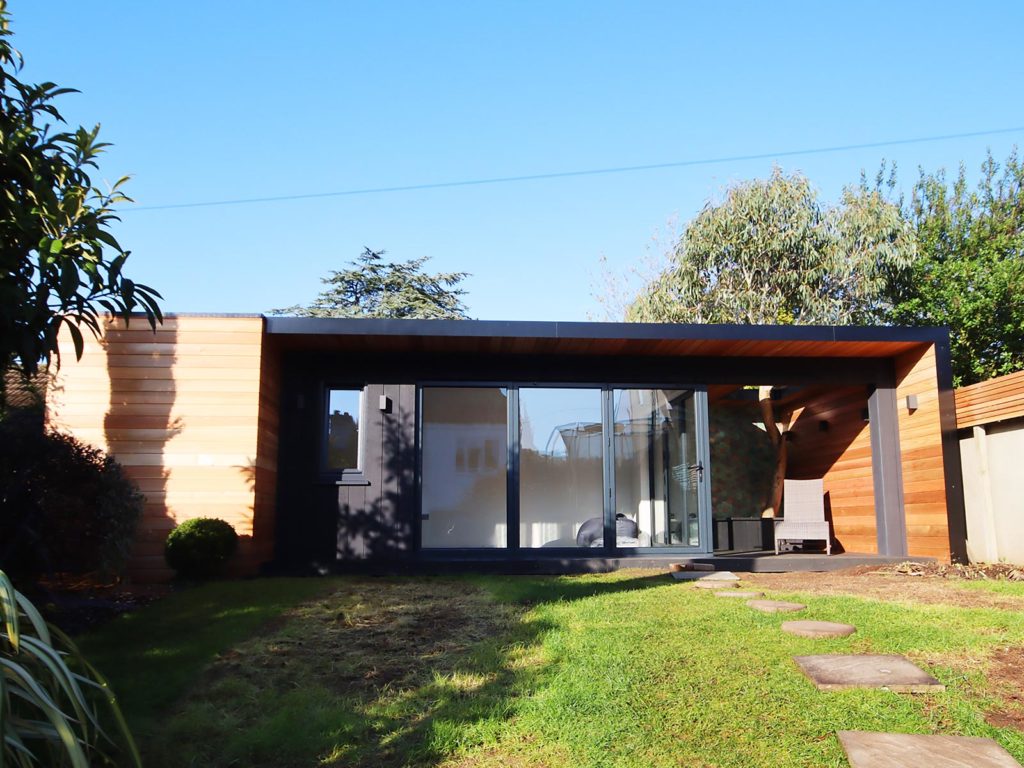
<box><xmin>164</xmin><ymin>518</ymin><xmax>239</xmax><ymax>580</ymax></box>
<box><xmin>0</xmin><ymin>418</ymin><xmax>144</xmax><ymax>582</ymax></box>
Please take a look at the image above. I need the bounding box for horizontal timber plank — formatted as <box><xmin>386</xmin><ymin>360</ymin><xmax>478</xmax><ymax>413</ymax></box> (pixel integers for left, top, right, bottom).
<box><xmin>95</xmin><ymin>343</ymin><xmax>263</xmax><ymax>357</ymax></box>
<box><xmin>64</xmin><ymin>367</ymin><xmax>262</xmax><ymax>381</ymax></box>
<box><xmin>92</xmin><ymin>331</ymin><xmax>264</xmax><ymax>346</ymax></box>
<box><xmin>102</xmin><ymin>316</ymin><xmax>264</xmax><ymax>332</ymax></box>
<box><xmin>56</xmin><ymin>403</ymin><xmax>261</xmax><ymax>417</ymax></box>
<box><xmin>72</xmin><ymin>355</ymin><xmax>262</xmax><ymax>370</ymax></box>
<box><xmin>106</xmin><ymin>453</ymin><xmax>259</xmax><ymax>467</ymax></box>
<box><xmin>56</xmin><ymin>378</ymin><xmax>261</xmax><ymax>393</ymax></box>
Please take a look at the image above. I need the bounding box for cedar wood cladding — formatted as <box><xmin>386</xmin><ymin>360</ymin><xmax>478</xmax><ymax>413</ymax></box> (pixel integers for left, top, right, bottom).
<box><xmin>785</xmin><ymin>386</ymin><xmax>877</xmax><ymax>554</ymax></box>
<box><xmin>955</xmin><ymin>369</ymin><xmax>1024</xmax><ymax>428</ymax></box>
<box><xmin>47</xmin><ymin>315</ymin><xmax>278</xmax><ymax>581</ymax></box>
<box><xmin>896</xmin><ymin>345</ymin><xmax>956</xmax><ymax>560</ymax></box>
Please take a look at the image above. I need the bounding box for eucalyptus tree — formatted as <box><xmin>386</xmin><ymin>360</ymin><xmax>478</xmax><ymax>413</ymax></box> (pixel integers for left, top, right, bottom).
<box><xmin>627</xmin><ymin>168</ymin><xmax>917</xmax><ymax>516</ymax></box>
<box><xmin>627</xmin><ymin>167</ymin><xmax>916</xmax><ymax>326</ymax></box>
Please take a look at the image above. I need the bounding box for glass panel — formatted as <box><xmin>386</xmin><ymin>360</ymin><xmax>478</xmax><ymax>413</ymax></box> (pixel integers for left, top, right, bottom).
<box><xmin>613</xmin><ymin>389</ymin><xmax>700</xmax><ymax>548</ymax></box>
<box><xmin>708</xmin><ymin>388</ymin><xmax>777</xmax><ymax>552</ymax></box>
<box><xmin>519</xmin><ymin>388</ymin><xmax>604</xmax><ymax>548</ymax></box>
<box><xmin>421</xmin><ymin>387</ymin><xmax>508</xmax><ymax>548</ymax></box>
<box><xmin>326</xmin><ymin>389</ymin><xmax>360</xmax><ymax>471</ymax></box>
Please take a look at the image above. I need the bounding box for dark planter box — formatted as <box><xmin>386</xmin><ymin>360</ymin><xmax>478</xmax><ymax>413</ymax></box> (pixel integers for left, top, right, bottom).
<box><xmin>713</xmin><ymin>516</ymin><xmax>774</xmax><ymax>552</ymax></box>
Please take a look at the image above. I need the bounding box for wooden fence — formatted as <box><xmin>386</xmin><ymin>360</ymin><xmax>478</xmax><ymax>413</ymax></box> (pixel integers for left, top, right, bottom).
<box><xmin>955</xmin><ymin>370</ymin><xmax>1024</xmax><ymax>564</ymax></box>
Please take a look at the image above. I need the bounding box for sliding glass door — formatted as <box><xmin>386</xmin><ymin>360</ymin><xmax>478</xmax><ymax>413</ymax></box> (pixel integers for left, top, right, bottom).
<box><xmin>611</xmin><ymin>389</ymin><xmax>708</xmax><ymax>550</ymax></box>
<box><xmin>419</xmin><ymin>385</ymin><xmax>711</xmax><ymax>554</ymax></box>
<box><xmin>519</xmin><ymin>388</ymin><xmax>604</xmax><ymax>548</ymax></box>
<box><xmin>420</xmin><ymin>387</ymin><xmax>509</xmax><ymax>548</ymax></box>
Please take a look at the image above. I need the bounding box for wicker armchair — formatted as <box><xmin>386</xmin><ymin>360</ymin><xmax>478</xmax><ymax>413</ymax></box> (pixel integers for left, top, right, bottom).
<box><xmin>774</xmin><ymin>479</ymin><xmax>831</xmax><ymax>555</ymax></box>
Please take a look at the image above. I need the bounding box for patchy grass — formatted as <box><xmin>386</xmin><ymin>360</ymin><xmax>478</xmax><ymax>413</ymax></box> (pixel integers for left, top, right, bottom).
<box><xmin>84</xmin><ymin>571</ymin><xmax>1024</xmax><ymax>767</ymax></box>
<box><xmin>960</xmin><ymin>579</ymin><xmax>1024</xmax><ymax>597</ymax></box>
<box><xmin>144</xmin><ymin>577</ymin><xmax>529</xmax><ymax>768</ymax></box>
<box><xmin>78</xmin><ymin>577</ymin><xmax>336</xmax><ymax>738</ymax></box>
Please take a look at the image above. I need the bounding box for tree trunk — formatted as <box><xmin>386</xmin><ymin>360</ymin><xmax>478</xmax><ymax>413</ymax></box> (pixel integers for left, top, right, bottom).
<box><xmin>758</xmin><ymin>386</ymin><xmax>788</xmax><ymax>518</ymax></box>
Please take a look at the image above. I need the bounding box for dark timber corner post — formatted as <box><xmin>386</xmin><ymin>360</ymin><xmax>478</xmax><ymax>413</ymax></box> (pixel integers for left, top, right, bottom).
<box><xmin>934</xmin><ymin>334</ymin><xmax>969</xmax><ymax>563</ymax></box>
<box><xmin>868</xmin><ymin>377</ymin><xmax>908</xmax><ymax>558</ymax></box>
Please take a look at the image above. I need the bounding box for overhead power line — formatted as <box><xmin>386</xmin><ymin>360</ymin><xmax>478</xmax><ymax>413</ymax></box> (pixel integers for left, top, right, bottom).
<box><xmin>130</xmin><ymin>125</ymin><xmax>1024</xmax><ymax>212</ymax></box>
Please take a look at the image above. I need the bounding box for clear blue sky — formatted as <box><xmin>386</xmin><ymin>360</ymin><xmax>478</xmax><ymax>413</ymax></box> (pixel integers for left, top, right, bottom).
<box><xmin>15</xmin><ymin>1</ymin><xmax>1024</xmax><ymax>321</ymax></box>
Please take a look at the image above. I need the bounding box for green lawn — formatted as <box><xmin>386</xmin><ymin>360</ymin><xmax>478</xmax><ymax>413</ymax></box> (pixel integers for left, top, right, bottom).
<box><xmin>81</xmin><ymin>571</ymin><xmax>1024</xmax><ymax>767</ymax></box>
<box><xmin>960</xmin><ymin>578</ymin><xmax>1024</xmax><ymax>597</ymax></box>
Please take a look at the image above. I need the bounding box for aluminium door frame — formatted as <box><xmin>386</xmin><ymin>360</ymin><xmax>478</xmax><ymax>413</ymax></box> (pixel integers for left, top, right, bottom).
<box><xmin>415</xmin><ymin>381</ymin><xmax>714</xmax><ymax>559</ymax></box>
<box><xmin>606</xmin><ymin>387</ymin><xmax>713</xmax><ymax>557</ymax></box>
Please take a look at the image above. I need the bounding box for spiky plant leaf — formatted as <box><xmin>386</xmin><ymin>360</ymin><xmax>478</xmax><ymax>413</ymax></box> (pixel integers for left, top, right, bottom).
<box><xmin>0</xmin><ymin>571</ymin><xmax>140</xmax><ymax>767</ymax></box>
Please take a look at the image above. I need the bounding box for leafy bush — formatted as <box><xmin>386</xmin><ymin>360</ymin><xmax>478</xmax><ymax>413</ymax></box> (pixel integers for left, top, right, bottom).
<box><xmin>1</xmin><ymin>569</ymin><xmax>141</xmax><ymax>767</ymax></box>
<box><xmin>164</xmin><ymin>518</ymin><xmax>239</xmax><ymax>580</ymax></box>
<box><xmin>0</xmin><ymin>419</ymin><xmax>144</xmax><ymax>582</ymax></box>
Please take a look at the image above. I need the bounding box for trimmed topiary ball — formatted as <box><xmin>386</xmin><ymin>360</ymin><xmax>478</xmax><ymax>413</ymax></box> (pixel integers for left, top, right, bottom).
<box><xmin>164</xmin><ymin>518</ymin><xmax>238</xmax><ymax>580</ymax></box>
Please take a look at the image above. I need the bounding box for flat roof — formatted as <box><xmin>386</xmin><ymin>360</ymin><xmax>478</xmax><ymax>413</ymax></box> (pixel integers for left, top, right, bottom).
<box><xmin>265</xmin><ymin>317</ymin><xmax>947</xmax><ymax>359</ymax></box>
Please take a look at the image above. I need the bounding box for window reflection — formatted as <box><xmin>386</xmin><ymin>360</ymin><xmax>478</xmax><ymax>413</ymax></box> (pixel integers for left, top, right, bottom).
<box><xmin>326</xmin><ymin>389</ymin><xmax>360</xmax><ymax>471</ymax></box>
<box><xmin>421</xmin><ymin>387</ymin><xmax>508</xmax><ymax>548</ymax></box>
<box><xmin>519</xmin><ymin>388</ymin><xmax>605</xmax><ymax>548</ymax></box>
<box><xmin>613</xmin><ymin>389</ymin><xmax>700</xmax><ymax>548</ymax></box>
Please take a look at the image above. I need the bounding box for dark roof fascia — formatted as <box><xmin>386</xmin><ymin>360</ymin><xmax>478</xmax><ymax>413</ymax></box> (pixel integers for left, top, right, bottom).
<box><xmin>264</xmin><ymin>316</ymin><xmax>949</xmax><ymax>346</ymax></box>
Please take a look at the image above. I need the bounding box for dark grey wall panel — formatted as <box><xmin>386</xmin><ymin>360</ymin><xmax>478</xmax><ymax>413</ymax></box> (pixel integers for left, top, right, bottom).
<box><xmin>333</xmin><ymin>382</ymin><xmax>417</xmax><ymax>561</ymax></box>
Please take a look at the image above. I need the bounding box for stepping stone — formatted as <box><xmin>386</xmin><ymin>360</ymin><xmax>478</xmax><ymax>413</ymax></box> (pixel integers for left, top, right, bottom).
<box><xmin>747</xmin><ymin>599</ymin><xmax>805</xmax><ymax>613</ymax></box>
<box><xmin>838</xmin><ymin>730</ymin><xmax>1021</xmax><ymax>767</ymax></box>
<box><xmin>671</xmin><ymin>570</ymin><xmax>740</xmax><ymax>582</ymax></box>
<box><xmin>782</xmin><ymin>620</ymin><xmax>856</xmax><ymax>638</ymax></box>
<box><xmin>696</xmin><ymin>581</ymin><xmax>737</xmax><ymax>593</ymax></box>
<box><xmin>794</xmin><ymin>654</ymin><xmax>945</xmax><ymax>692</ymax></box>
<box><xmin>715</xmin><ymin>590</ymin><xmax>764</xmax><ymax>599</ymax></box>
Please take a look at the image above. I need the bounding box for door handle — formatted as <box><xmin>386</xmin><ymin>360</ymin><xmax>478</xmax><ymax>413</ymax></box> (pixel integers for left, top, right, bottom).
<box><xmin>688</xmin><ymin>462</ymin><xmax>704</xmax><ymax>481</ymax></box>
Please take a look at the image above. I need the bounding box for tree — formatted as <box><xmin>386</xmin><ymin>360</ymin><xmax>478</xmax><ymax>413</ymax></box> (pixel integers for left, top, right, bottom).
<box><xmin>627</xmin><ymin>168</ymin><xmax>917</xmax><ymax>516</ymax></box>
<box><xmin>0</xmin><ymin>4</ymin><xmax>161</xmax><ymax>396</ymax></box>
<box><xmin>891</xmin><ymin>150</ymin><xmax>1024</xmax><ymax>386</ymax></box>
<box><xmin>272</xmin><ymin>247</ymin><xmax>470</xmax><ymax>319</ymax></box>
<box><xmin>626</xmin><ymin>167</ymin><xmax>916</xmax><ymax>325</ymax></box>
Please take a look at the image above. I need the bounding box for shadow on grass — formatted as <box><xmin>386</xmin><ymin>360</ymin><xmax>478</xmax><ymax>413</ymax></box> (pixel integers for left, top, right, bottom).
<box><xmin>367</xmin><ymin>573</ymin><xmax>673</xmax><ymax>767</ymax></box>
<box><xmin>472</xmin><ymin>571</ymin><xmax>673</xmax><ymax>606</ymax></box>
<box><xmin>142</xmin><ymin>572</ymin><xmax>672</xmax><ymax>768</ymax></box>
<box><xmin>78</xmin><ymin>577</ymin><xmax>337</xmax><ymax>739</ymax></box>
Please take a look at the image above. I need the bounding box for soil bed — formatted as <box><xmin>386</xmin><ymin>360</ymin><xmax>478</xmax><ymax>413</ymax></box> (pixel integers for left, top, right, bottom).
<box><xmin>745</xmin><ymin>566</ymin><xmax>1024</xmax><ymax>610</ymax></box>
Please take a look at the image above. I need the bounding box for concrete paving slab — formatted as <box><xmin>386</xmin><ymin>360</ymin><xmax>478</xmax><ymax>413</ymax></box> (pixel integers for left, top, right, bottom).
<box><xmin>671</xmin><ymin>570</ymin><xmax>740</xmax><ymax>582</ymax></box>
<box><xmin>747</xmin><ymin>599</ymin><xmax>806</xmax><ymax>613</ymax></box>
<box><xmin>782</xmin><ymin>620</ymin><xmax>856</xmax><ymax>638</ymax></box>
<box><xmin>695</xmin><ymin>580</ymin><xmax>737</xmax><ymax>589</ymax></box>
<box><xmin>838</xmin><ymin>730</ymin><xmax>1021</xmax><ymax>767</ymax></box>
<box><xmin>715</xmin><ymin>590</ymin><xmax>764</xmax><ymax>598</ymax></box>
<box><xmin>794</xmin><ymin>655</ymin><xmax>944</xmax><ymax>692</ymax></box>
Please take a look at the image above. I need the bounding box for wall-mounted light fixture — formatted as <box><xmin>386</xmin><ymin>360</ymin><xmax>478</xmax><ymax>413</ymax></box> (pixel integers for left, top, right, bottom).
<box><xmin>905</xmin><ymin>394</ymin><xmax>919</xmax><ymax>413</ymax></box>
<box><xmin>379</xmin><ymin>395</ymin><xmax>392</xmax><ymax>413</ymax></box>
